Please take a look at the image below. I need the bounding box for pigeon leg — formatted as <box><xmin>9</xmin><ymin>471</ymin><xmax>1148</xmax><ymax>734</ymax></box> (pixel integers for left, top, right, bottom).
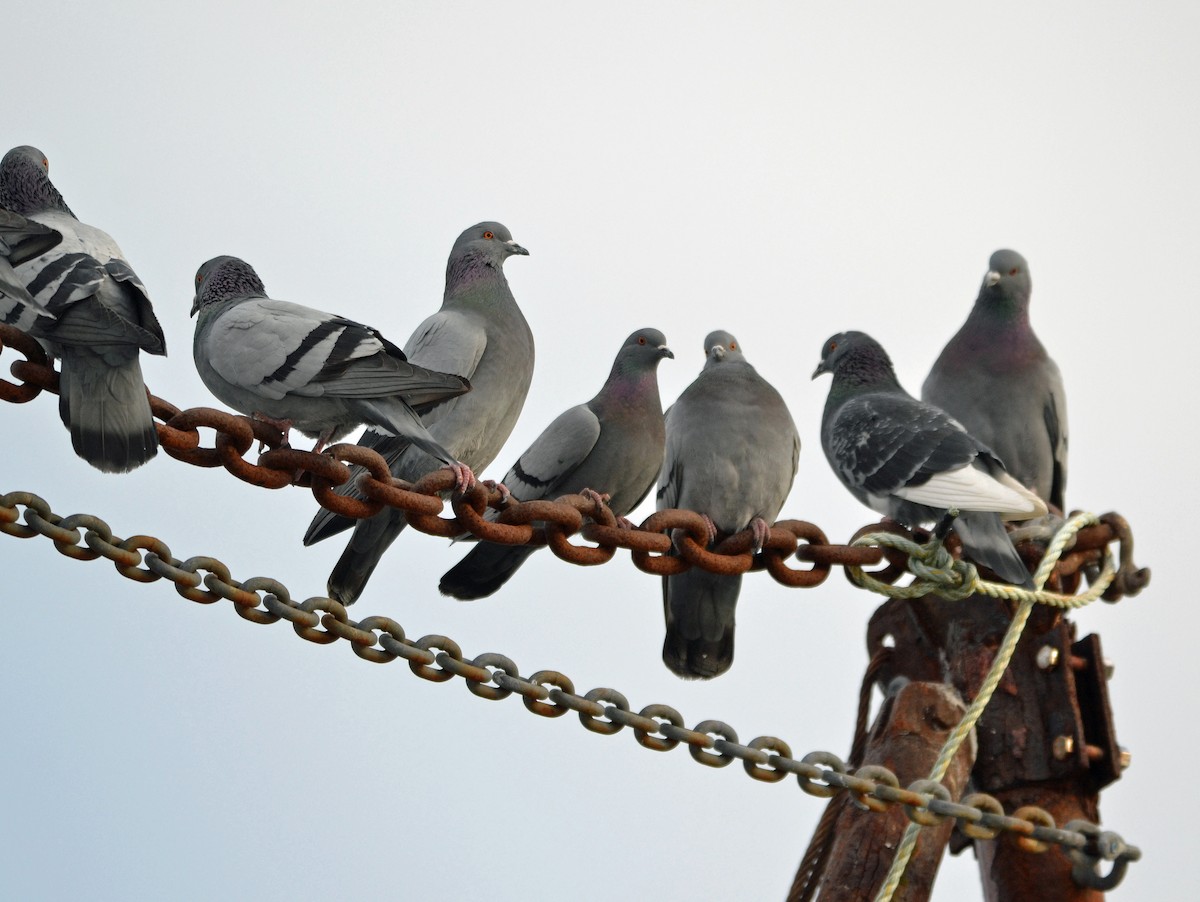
<box><xmin>448</xmin><ymin>461</ymin><xmax>476</xmax><ymax>492</ymax></box>
<box><xmin>749</xmin><ymin>516</ymin><xmax>770</xmax><ymax>554</ymax></box>
<box><xmin>252</xmin><ymin>412</ymin><xmax>293</xmax><ymax>452</ymax></box>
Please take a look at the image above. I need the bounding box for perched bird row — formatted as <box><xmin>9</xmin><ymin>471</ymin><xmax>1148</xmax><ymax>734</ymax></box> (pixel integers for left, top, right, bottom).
<box><xmin>0</xmin><ymin>146</ymin><xmax>1068</xmax><ymax>681</ymax></box>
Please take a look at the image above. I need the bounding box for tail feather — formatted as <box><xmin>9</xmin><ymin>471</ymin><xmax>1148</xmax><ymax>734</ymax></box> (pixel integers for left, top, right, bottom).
<box><xmin>357</xmin><ymin>398</ymin><xmax>457</xmax><ymax>467</ymax></box>
<box><xmin>325</xmin><ymin>509</ymin><xmax>407</xmax><ymax>605</ymax></box>
<box><xmin>954</xmin><ymin>511</ymin><xmax>1033</xmax><ymax>588</ymax></box>
<box><xmin>662</xmin><ymin>569</ymin><xmax>741</xmax><ymax>679</ymax></box>
<box><xmin>439</xmin><ymin>543</ymin><xmax>539</xmax><ymax>600</ymax></box>
<box><xmin>58</xmin><ymin>345</ymin><xmax>157</xmax><ymax>473</ymax></box>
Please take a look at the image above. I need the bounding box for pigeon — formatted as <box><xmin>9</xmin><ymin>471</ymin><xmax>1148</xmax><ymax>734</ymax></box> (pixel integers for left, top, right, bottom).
<box><xmin>304</xmin><ymin>222</ymin><xmax>534</xmax><ymax>605</ymax></box>
<box><xmin>0</xmin><ymin>209</ymin><xmax>62</xmax><ymax>330</ymax></box>
<box><xmin>922</xmin><ymin>249</ymin><xmax>1068</xmax><ymax>511</ymax></box>
<box><xmin>657</xmin><ymin>331</ymin><xmax>800</xmax><ymax>679</ymax></box>
<box><xmin>813</xmin><ymin>330</ymin><xmax>1047</xmax><ymax>587</ymax></box>
<box><xmin>439</xmin><ymin>328</ymin><xmax>673</xmax><ymax>600</ymax></box>
<box><xmin>0</xmin><ymin>145</ymin><xmax>165</xmax><ymax>473</ymax></box>
<box><xmin>191</xmin><ymin>255</ymin><xmax>474</xmax><ymax>482</ymax></box>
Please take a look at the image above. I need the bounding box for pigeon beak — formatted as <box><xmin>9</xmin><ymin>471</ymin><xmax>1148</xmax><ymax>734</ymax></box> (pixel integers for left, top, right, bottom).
<box><xmin>505</xmin><ymin>239</ymin><xmax>530</xmax><ymax>256</ymax></box>
<box><xmin>190</xmin><ymin>297</ymin><xmax>200</xmax><ymax>318</ymax></box>
<box><xmin>658</xmin><ymin>345</ymin><xmax>674</xmax><ymax>359</ymax></box>
<box><xmin>985</xmin><ymin>270</ymin><xmax>1001</xmax><ymax>287</ymax></box>
<box><xmin>811</xmin><ymin>361</ymin><xmax>828</xmax><ymax>379</ymax></box>
<box><xmin>711</xmin><ymin>345</ymin><xmax>726</xmax><ymax>361</ymax></box>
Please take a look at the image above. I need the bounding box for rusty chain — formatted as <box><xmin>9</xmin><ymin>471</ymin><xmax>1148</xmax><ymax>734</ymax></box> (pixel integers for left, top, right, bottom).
<box><xmin>0</xmin><ymin>490</ymin><xmax>1142</xmax><ymax>889</ymax></box>
<box><xmin>0</xmin><ymin>323</ymin><xmax>1152</xmax><ymax>601</ymax></box>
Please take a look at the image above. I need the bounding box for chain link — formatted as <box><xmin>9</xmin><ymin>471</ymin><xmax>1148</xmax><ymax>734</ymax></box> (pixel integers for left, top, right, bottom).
<box><xmin>0</xmin><ymin>489</ymin><xmax>1143</xmax><ymax>889</ymax></box>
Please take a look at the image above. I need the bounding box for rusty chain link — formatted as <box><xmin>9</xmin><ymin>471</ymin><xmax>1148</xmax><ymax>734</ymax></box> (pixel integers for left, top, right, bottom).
<box><xmin>0</xmin><ymin>323</ymin><xmax>1152</xmax><ymax>600</ymax></box>
<box><xmin>0</xmin><ymin>489</ymin><xmax>1143</xmax><ymax>889</ymax></box>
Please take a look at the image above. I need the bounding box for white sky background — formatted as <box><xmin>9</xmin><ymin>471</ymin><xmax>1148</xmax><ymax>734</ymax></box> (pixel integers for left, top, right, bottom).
<box><xmin>1</xmin><ymin>2</ymin><xmax>1194</xmax><ymax>899</ymax></box>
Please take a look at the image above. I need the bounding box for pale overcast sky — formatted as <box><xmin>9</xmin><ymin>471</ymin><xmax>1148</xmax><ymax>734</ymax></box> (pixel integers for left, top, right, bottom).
<box><xmin>1</xmin><ymin>2</ymin><xmax>1195</xmax><ymax>900</ymax></box>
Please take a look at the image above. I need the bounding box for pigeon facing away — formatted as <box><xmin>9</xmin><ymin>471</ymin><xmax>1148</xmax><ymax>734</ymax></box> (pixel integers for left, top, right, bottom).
<box><xmin>439</xmin><ymin>328</ymin><xmax>673</xmax><ymax>600</ymax></box>
<box><xmin>814</xmin><ymin>330</ymin><xmax>1047</xmax><ymax>586</ymax></box>
<box><xmin>657</xmin><ymin>331</ymin><xmax>800</xmax><ymax>679</ymax></box>
<box><xmin>304</xmin><ymin>222</ymin><xmax>534</xmax><ymax>606</ymax></box>
<box><xmin>191</xmin><ymin>255</ymin><xmax>474</xmax><ymax>480</ymax></box>
<box><xmin>922</xmin><ymin>249</ymin><xmax>1068</xmax><ymax>511</ymax></box>
<box><xmin>0</xmin><ymin>209</ymin><xmax>62</xmax><ymax>330</ymax></box>
<box><xmin>0</xmin><ymin>146</ymin><xmax>166</xmax><ymax>473</ymax></box>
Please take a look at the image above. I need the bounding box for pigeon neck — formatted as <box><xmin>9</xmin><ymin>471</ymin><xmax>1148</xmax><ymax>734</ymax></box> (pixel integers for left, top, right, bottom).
<box><xmin>594</xmin><ymin>361</ymin><xmax>662</xmax><ymax>411</ymax></box>
<box><xmin>0</xmin><ymin>165</ymin><xmax>73</xmax><ymax>218</ymax></box>
<box><xmin>970</xmin><ymin>289</ymin><xmax>1031</xmax><ymax>329</ymax></box>
<box><xmin>829</xmin><ymin>352</ymin><xmax>902</xmax><ymax>395</ymax></box>
<box><xmin>444</xmin><ymin>250</ymin><xmax>506</xmax><ymax>298</ymax></box>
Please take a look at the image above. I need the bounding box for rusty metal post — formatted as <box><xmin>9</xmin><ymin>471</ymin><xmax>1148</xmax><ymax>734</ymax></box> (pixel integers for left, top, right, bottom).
<box><xmin>811</xmin><ymin>681</ymin><xmax>973</xmax><ymax>902</ymax></box>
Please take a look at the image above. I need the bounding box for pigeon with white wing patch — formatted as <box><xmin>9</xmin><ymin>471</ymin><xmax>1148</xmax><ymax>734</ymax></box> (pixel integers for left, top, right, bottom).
<box><xmin>814</xmin><ymin>330</ymin><xmax>1044</xmax><ymax>587</ymax></box>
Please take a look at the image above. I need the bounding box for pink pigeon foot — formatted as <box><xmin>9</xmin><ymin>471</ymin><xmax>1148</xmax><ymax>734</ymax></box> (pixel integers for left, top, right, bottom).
<box><xmin>252</xmin><ymin>412</ymin><xmax>293</xmax><ymax>452</ymax></box>
<box><xmin>483</xmin><ymin>479</ymin><xmax>513</xmax><ymax>507</ymax></box>
<box><xmin>448</xmin><ymin>461</ymin><xmax>476</xmax><ymax>492</ymax></box>
<box><xmin>749</xmin><ymin>516</ymin><xmax>770</xmax><ymax>554</ymax></box>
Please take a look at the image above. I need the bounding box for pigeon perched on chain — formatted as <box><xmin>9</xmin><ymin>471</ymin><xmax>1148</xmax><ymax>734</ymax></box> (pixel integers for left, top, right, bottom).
<box><xmin>0</xmin><ymin>208</ymin><xmax>62</xmax><ymax>330</ymax></box>
<box><xmin>191</xmin><ymin>255</ymin><xmax>473</xmax><ymax>483</ymax></box>
<box><xmin>439</xmin><ymin>328</ymin><xmax>673</xmax><ymax>600</ymax></box>
<box><xmin>814</xmin><ymin>330</ymin><xmax>1046</xmax><ymax>586</ymax></box>
<box><xmin>922</xmin><ymin>249</ymin><xmax>1068</xmax><ymax>511</ymax></box>
<box><xmin>304</xmin><ymin>222</ymin><xmax>534</xmax><ymax>606</ymax></box>
<box><xmin>657</xmin><ymin>331</ymin><xmax>800</xmax><ymax>679</ymax></box>
<box><xmin>0</xmin><ymin>145</ymin><xmax>166</xmax><ymax>472</ymax></box>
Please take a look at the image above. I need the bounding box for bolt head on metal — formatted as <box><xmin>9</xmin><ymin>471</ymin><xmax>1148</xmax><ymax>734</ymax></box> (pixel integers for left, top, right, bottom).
<box><xmin>1053</xmin><ymin>735</ymin><xmax>1075</xmax><ymax>760</ymax></box>
<box><xmin>1119</xmin><ymin>746</ymin><xmax>1132</xmax><ymax>770</ymax></box>
<box><xmin>1036</xmin><ymin>645</ymin><xmax>1060</xmax><ymax>670</ymax></box>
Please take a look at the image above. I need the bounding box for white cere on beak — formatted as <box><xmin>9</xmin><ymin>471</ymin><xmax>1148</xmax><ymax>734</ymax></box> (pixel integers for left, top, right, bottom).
<box><xmin>711</xmin><ymin>345</ymin><xmax>727</xmax><ymax>360</ymax></box>
<box><xmin>985</xmin><ymin>270</ymin><xmax>1002</xmax><ymax>287</ymax></box>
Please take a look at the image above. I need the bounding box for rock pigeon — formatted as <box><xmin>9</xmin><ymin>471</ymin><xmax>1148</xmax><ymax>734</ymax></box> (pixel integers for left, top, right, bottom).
<box><xmin>439</xmin><ymin>328</ymin><xmax>673</xmax><ymax>600</ymax></box>
<box><xmin>191</xmin><ymin>255</ymin><xmax>474</xmax><ymax>481</ymax></box>
<box><xmin>813</xmin><ymin>330</ymin><xmax>1047</xmax><ymax>587</ymax></box>
<box><xmin>304</xmin><ymin>222</ymin><xmax>534</xmax><ymax>605</ymax></box>
<box><xmin>0</xmin><ymin>209</ymin><xmax>62</xmax><ymax>330</ymax></box>
<box><xmin>922</xmin><ymin>249</ymin><xmax>1068</xmax><ymax>511</ymax></box>
<box><xmin>0</xmin><ymin>145</ymin><xmax>166</xmax><ymax>473</ymax></box>
<box><xmin>656</xmin><ymin>331</ymin><xmax>800</xmax><ymax>679</ymax></box>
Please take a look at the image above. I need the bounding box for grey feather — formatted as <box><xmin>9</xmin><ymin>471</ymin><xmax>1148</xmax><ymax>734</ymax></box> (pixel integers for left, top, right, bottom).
<box><xmin>0</xmin><ymin>209</ymin><xmax>61</xmax><ymax>330</ymax></box>
<box><xmin>191</xmin><ymin>255</ymin><xmax>470</xmax><ymax>464</ymax></box>
<box><xmin>922</xmin><ymin>249</ymin><xmax>1068</xmax><ymax>510</ymax></box>
<box><xmin>657</xmin><ymin>331</ymin><xmax>800</xmax><ymax>679</ymax></box>
<box><xmin>814</xmin><ymin>330</ymin><xmax>1046</xmax><ymax>587</ymax></box>
<box><xmin>0</xmin><ymin>145</ymin><xmax>165</xmax><ymax>473</ymax></box>
<box><xmin>439</xmin><ymin>328</ymin><xmax>672</xmax><ymax>600</ymax></box>
<box><xmin>303</xmin><ymin>222</ymin><xmax>534</xmax><ymax>605</ymax></box>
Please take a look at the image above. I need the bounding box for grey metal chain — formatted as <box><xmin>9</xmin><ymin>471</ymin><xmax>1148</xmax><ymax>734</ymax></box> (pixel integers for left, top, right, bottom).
<box><xmin>0</xmin><ymin>490</ymin><xmax>1141</xmax><ymax>891</ymax></box>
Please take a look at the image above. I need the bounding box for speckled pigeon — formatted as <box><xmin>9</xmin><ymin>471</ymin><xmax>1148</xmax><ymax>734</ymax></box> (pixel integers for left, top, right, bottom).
<box><xmin>0</xmin><ymin>208</ymin><xmax>62</xmax><ymax>330</ymax></box>
<box><xmin>0</xmin><ymin>146</ymin><xmax>166</xmax><ymax>472</ymax></box>
<box><xmin>303</xmin><ymin>222</ymin><xmax>534</xmax><ymax>606</ymax></box>
<box><xmin>191</xmin><ymin>255</ymin><xmax>473</xmax><ymax>480</ymax></box>
<box><xmin>814</xmin><ymin>330</ymin><xmax>1046</xmax><ymax>586</ymax></box>
<box><xmin>439</xmin><ymin>328</ymin><xmax>672</xmax><ymax>600</ymax></box>
<box><xmin>922</xmin><ymin>249</ymin><xmax>1068</xmax><ymax>511</ymax></box>
<box><xmin>657</xmin><ymin>331</ymin><xmax>800</xmax><ymax>680</ymax></box>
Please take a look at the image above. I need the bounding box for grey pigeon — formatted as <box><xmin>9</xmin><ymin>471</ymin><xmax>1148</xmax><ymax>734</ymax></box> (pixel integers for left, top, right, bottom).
<box><xmin>813</xmin><ymin>330</ymin><xmax>1047</xmax><ymax>586</ymax></box>
<box><xmin>0</xmin><ymin>146</ymin><xmax>165</xmax><ymax>473</ymax></box>
<box><xmin>191</xmin><ymin>255</ymin><xmax>473</xmax><ymax>480</ymax></box>
<box><xmin>304</xmin><ymin>222</ymin><xmax>534</xmax><ymax>605</ymax></box>
<box><xmin>0</xmin><ymin>208</ymin><xmax>62</xmax><ymax>330</ymax></box>
<box><xmin>439</xmin><ymin>328</ymin><xmax>673</xmax><ymax>600</ymax></box>
<box><xmin>922</xmin><ymin>249</ymin><xmax>1068</xmax><ymax>511</ymax></box>
<box><xmin>657</xmin><ymin>331</ymin><xmax>800</xmax><ymax>680</ymax></box>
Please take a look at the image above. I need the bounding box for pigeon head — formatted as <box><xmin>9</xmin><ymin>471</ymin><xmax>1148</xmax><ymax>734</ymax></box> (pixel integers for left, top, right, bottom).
<box><xmin>702</xmin><ymin>330</ymin><xmax>745</xmax><ymax>368</ymax></box>
<box><xmin>614</xmin><ymin>328</ymin><xmax>673</xmax><ymax>373</ymax></box>
<box><xmin>191</xmin><ymin>255</ymin><xmax>267</xmax><ymax>316</ymax></box>
<box><xmin>447</xmin><ymin>221</ymin><xmax>528</xmax><ymax>271</ymax></box>
<box><xmin>0</xmin><ymin>145</ymin><xmax>72</xmax><ymax>217</ymax></box>
<box><xmin>979</xmin><ymin>249</ymin><xmax>1032</xmax><ymax>310</ymax></box>
<box><xmin>812</xmin><ymin>330</ymin><xmax>900</xmax><ymax>389</ymax></box>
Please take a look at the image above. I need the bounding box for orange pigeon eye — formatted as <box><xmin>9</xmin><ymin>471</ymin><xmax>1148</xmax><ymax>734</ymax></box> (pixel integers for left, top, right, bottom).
<box><xmin>196</xmin><ymin>273</ymin><xmax>203</xmax><ymax>285</ymax></box>
<box><xmin>1009</xmin><ymin>267</ymin><xmax>1018</xmax><ymax>275</ymax></box>
<box><xmin>729</xmin><ymin>342</ymin><xmax>737</xmax><ymax>350</ymax></box>
<box><xmin>638</xmin><ymin>336</ymin><xmax>646</xmax><ymax>345</ymax></box>
<box><xmin>483</xmin><ymin>230</ymin><xmax>494</xmax><ymax>240</ymax></box>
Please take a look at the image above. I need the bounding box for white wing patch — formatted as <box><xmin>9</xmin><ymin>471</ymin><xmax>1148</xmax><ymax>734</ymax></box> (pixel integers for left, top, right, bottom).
<box><xmin>894</xmin><ymin>464</ymin><xmax>1047</xmax><ymax>518</ymax></box>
